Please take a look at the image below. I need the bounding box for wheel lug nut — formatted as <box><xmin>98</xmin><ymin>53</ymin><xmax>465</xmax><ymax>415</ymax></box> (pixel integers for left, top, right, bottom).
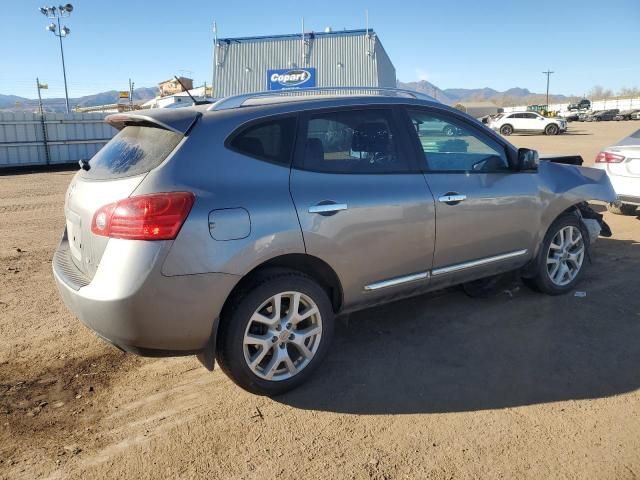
<box><xmin>286</xmin><ymin>323</ymin><xmax>292</xmax><ymax>329</ymax></box>
<box><xmin>272</xmin><ymin>336</ymin><xmax>278</xmax><ymax>343</ymax></box>
<box><xmin>279</xmin><ymin>343</ymin><xmax>286</xmax><ymax>349</ymax></box>
<box><xmin>289</xmin><ymin>333</ymin><xmax>295</xmax><ymax>340</ymax></box>
<box><xmin>276</xmin><ymin>325</ymin><xmax>281</xmax><ymax>331</ymax></box>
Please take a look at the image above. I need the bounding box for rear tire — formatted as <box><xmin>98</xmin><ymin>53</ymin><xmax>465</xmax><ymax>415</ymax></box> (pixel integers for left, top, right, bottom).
<box><xmin>545</xmin><ymin>124</ymin><xmax>559</xmax><ymax>135</ymax></box>
<box><xmin>524</xmin><ymin>214</ymin><xmax>588</xmax><ymax>295</ymax></box>
<box><xmin>607</xmin><ymin>201</ymin><xmax>638</xmax><ymax>215</ymax></box>
<box><xmin>500</xmin><ymin>124</ymin><xmax>513</xmax><ymax>136</ymax></box>
<box><xmin>216</xmin><ymin>270</ymin><xmax>334</xmax><ymax>396</ymax></box>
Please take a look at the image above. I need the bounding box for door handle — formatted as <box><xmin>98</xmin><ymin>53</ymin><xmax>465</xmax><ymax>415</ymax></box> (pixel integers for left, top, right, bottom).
<box><xmin>438</xmin><ymin>193</ymin><xmax>467</xmax><ymax>205</ymax></box>
<box><xmin>308</xmin><ymin>202</ymin><xmax>348</xmax><ymax>216</ymax></box>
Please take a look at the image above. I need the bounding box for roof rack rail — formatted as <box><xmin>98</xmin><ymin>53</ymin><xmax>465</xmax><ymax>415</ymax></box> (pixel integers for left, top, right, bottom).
<box><xmin>207</xmin><ymin>86</ymin><xmax>437</xmax><ymax>111</ymax></box>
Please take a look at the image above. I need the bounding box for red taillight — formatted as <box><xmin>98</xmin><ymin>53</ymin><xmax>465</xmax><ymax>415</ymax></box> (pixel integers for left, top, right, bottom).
<box><xmin>595</xmin><ymin>151</ymin><xmax>625</xmax><ymax>163</ymax></box>
<box><xmin>91</xmin><ymin>192</ymin><xmax>195</xmax><ymax>240</ymax></box>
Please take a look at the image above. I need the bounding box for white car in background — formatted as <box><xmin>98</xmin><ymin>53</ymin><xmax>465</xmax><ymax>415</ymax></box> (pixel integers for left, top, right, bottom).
<box><xmin>489</xmin><ymin>112</ymin><xmax>567</xmax><ymax>136</ymax></box>
<box><xmin>594</xmin><ymin>129</ymin><xmax>640</xmax><ymax>215</ymax></box>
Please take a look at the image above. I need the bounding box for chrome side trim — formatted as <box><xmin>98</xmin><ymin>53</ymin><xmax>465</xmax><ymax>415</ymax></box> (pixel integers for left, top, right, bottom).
<box><xmin>364</xmin><ymin>271</ymin><xmax>430</xmax><ymax>291</ymax></box>
<box><xmin>308</xmin><ymin>203</ymin><xmax>348</xmax><ymax>214</ymax></box>
<box><xmin>432</xmin><ymin>249</ymin><xmax>528</xmax><ymax>276</ymax></box>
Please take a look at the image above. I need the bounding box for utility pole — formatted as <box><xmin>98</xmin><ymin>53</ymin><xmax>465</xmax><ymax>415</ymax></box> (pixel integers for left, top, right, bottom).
<box><xmin>36</xmin><ymin>78</ymin><xmax>44</xmax><ymax>115</ymax></box>
<box><xmin>129</xmin><ymin>78</ymin><xmax>134</xmax><ymax>110</ymax></box>
<box><xmin>212</xmin><ymin>21</ymin><xmax>218</xmax><ymax>93</ymax></box>
<box><xmin>40</xmin><ymin>5</ymin><xmax>74</xmax><ymax>114</ymax></box>
<box><xmin>36</xmin><ymin>78</ymin><xmax>50</xmax><ymax>165</ymax></box>
<box><xmin>542</xmin><ymin>69</ymin><xmax>554</xmax><ymax>107</ymax></box>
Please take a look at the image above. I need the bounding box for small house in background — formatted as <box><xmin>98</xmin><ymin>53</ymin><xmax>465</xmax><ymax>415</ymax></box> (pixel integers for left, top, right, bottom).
<box><xmin>454</xmin><ymin>101</ymin><xmax>503</xmax><ymax>118</ymax></box>
<box><xmin>158</xmin><ymin>77</ymin><xmax>194</xmax><ymax>97</ymax></box>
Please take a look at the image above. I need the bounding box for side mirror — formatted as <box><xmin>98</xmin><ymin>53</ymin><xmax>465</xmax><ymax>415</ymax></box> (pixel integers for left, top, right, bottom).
<box><xmin>517</xmin><ymin>148</ymin><xmax>539</xmax><ymax>171</ymax></box>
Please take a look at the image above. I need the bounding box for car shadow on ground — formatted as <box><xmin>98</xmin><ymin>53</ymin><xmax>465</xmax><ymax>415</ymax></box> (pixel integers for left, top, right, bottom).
<box><xmin>512</xmin><ymin>130</ymin><xmax>591</xmax><ymax>137</ymax></box>
<box><xmin>277</xmin><ymin>237</ymin><xmax>640</xmax><ymax>414</ymax></box>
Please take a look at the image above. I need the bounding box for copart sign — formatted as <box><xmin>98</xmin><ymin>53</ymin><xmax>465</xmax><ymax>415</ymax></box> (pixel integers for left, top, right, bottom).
<box><xmin>267</xmin><ymin>68</ymin><xmax>316</xmax><ymax>90</ymax></box>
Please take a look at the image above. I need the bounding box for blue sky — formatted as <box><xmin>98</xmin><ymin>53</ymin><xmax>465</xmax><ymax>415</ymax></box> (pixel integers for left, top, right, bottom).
<box><xmin>2</xmin><ymin>0</ymin><xmax>639</xmax><ymax>99</ymax></box>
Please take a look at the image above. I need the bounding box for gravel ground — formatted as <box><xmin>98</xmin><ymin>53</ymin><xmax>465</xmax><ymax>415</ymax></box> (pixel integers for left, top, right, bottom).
<box><xmin>0</xmin><ymin>121</ymin><xmax>639</xmax><ymax>480</ymax></box>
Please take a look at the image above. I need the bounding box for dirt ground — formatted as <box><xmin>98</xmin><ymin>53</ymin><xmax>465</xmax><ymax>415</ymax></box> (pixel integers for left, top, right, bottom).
<box><xmin>1</xmin><ymin>120</ymin><xmax>639</xmax><ymax>480</ymax></box>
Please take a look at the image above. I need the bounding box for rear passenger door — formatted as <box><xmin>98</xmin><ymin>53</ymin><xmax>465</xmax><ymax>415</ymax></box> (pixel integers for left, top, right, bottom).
<box><xmin>289</xmin><ymin>107</ymin><xmax>436</xmax><ymax>310</ymax></box>
<box><xmin>505</xmin><ymin>113</ymin><xmax>524</xmax><ymax>130</ymax></box>
<box><xmin>521</xmin><ymin>112</ymin><xmax>544</xmax><ymax>131</ymax></box>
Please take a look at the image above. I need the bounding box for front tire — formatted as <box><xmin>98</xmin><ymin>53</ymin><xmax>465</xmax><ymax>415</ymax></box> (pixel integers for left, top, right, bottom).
<box><xmin>545</xmin><ymin>124</ymin><xmax>559</xmax><ymax>135</ymax></box>
<box><xmin>216</xmin><ymin>270</ymin><xmax>334</xmax><ymax>396</ymax></box>
<box><xmin>525</xmin><ymin>214</ymin><xmax>588</xmax><ymax>295</ymax></box>
<box><xmin>607</xmin><ymin>201</ymin><xmax>638</xmax><ymax>215</ymax></box>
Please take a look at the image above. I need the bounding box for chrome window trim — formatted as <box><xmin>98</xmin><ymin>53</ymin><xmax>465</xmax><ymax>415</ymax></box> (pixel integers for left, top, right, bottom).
<box><xmin>432</xmin><ymin>249</ymin><xmax>528</xmax><ymax>276</ymax></box>
<box><xmin>364</xmin><ymin>271</ymin><xmax>430</xmax><ymax>291</ymax></box>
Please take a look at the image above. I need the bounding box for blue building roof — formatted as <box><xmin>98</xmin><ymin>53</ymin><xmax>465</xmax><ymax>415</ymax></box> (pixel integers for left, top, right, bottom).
<box><xmin>217</xmin><ymin>28</ymin><xmax>375</xmax><ymax>44</ymax></box>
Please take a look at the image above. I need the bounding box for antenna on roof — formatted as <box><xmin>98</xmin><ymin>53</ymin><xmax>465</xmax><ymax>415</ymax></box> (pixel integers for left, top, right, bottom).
<box><xmin>301</xmin><ymin>17</ymin><xmax>305</xmax><ymax>65</ymax></box>
<box><xmin>365</xmin><ymin>9</ymin><xmax>369</xmax><ymax>37</ymax></box>
<box><xmin>174</xmin><ymin>75</ymin><xmax>199</xmax><ymax>105</ymax></box>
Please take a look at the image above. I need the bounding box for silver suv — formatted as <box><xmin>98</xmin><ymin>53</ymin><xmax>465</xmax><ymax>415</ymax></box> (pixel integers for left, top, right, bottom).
<box><xmin>53</xmin><ymin>88</ymin><xmax>615</xmax><ymax>395</ymax></box>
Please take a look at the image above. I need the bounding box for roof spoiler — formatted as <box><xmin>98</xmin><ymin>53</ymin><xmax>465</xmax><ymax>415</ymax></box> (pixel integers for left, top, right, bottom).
<box><xmin>106</xmin><ymin>109</ymin><xmax>201</xmax><ymax>135</ymax></box>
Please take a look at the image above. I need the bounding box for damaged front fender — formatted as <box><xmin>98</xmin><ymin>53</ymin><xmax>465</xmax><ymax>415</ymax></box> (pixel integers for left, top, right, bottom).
<box><xmin>538</xmin><ymin>160</ymin><xmax>616</xmax><ymax>229</ymax></box>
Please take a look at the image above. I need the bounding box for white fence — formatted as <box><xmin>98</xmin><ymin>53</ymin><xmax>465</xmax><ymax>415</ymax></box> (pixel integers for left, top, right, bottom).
<box><xmin>502</xmin><ymin>97</ymin><xmax>640</xmax><ymax>114</ymax></box>
<box><xmin>0</xmin><ymin>112</ymin><xmax>116</xmax><ymax>168</ymax></box>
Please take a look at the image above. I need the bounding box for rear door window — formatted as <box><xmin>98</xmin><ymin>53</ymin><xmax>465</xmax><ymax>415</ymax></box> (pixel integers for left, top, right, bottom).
<box><xmin>298</xmin><ymin>108</ymin><xmax>410</xmax><ymax>173</ymax></box>
<box><xmin>83</xmin><ymin>126</ymin><xmax>182</xmax><ymax>180</ymax></box>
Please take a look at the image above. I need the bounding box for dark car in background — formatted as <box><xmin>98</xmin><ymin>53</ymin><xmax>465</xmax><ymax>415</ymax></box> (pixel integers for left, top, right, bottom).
<box><xmin>568</xmin><ymin>99</ymin><xmax>591</xmax><ymax>111</ymax></box>
<box><xmin>614</xmin><ymin>109</ymin><xmax>640</xmax><ymax>121</ymax></box>
<box><xmin>586</xmin><ymin>109</ymin><xmax>620</xmax><ymax>122</ymax></box>
<box><xmin>578</xmin><ymin>111</ymin><xmax>594</xmax><ymax>122</ymax></box>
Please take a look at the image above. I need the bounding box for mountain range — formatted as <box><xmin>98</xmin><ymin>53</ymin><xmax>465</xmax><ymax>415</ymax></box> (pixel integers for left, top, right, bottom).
<box><xmin>0</xmin><ymin>87</ymin><xmax>158</xmax><ymax>112</ymax></box>
<box><xmin>397</xmin><ymin>80</ymin><xmax>571</xmax><ymax>105</ymax></box>
<box><xmin>0</xmin><ymin>81</ymin><xmax>571</xmax><ymax>112</ymax></box>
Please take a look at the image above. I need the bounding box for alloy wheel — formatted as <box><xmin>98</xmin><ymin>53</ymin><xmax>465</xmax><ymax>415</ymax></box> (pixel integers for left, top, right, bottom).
<box><xmin>243</xmin><ymin>291</ymin><xmax>322</xmax><ymax>381</ymax></box>
<box><xmin>546</xmin><ymin>226</ymin><xmax>585</xmax><ymax>286</ymax></box>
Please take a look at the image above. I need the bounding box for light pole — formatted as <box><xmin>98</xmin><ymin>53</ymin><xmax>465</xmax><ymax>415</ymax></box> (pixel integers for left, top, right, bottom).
<box><xmin>542</xmin><ymin>69</ymin><xmax>554</xmax><ymax>108</ymax></box>
<box><xmin>39</xmin><ymin>4</ymin><xmax>74</xmax><ymax>113</ymax></box>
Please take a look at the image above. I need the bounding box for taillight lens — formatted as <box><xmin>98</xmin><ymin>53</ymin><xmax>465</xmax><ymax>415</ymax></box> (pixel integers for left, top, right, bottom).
<box><xmin>91</xmin><ymin>192</ymin><xmax>195</xmax><ymax>240</ymax></box>
<box><xmin>595</xmin><ymin>151</ymin><xmax>625</xmax><ymax>163</ymax></box>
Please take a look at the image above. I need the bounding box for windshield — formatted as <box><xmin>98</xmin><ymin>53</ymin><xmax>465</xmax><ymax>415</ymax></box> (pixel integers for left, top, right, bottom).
<box><xmin>82</xmin><ymin>126</ymin><xmax>182</xmax><ymax>180</ymax></box>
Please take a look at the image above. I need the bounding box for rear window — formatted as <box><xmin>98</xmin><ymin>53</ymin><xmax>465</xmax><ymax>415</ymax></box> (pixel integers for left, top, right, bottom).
<box><xmin>228</xmin><ymin>117</ymin><xmax>296</xmax><ymax>166</ymax></box>
<box><xmin>82</xmin><ymin>126</ymin><xmax>182</xmax><ymax>179</ymax></box>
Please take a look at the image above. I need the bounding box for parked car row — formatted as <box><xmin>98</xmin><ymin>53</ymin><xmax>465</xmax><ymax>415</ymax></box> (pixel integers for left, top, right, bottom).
<box><xmin>561</xmin><ymin>108</ymin><xmax>640</xmax><ymax>122</ymax></box>
<box><xmin>614</xmin><ymin>109</ymin><xmax>640</xmax><ymax>121</ymax></box>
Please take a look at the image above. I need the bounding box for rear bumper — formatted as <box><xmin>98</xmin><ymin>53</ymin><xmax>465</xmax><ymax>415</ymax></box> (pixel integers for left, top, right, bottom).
<box><xmin>53</xmin><ymin>233</ymin><xmax>240</xmax><ymax>355</ymax></box>
<box><xmin>594</xmin><ymin>166</ymin><xmax>640</xmax><ymax>205</ymax></box>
